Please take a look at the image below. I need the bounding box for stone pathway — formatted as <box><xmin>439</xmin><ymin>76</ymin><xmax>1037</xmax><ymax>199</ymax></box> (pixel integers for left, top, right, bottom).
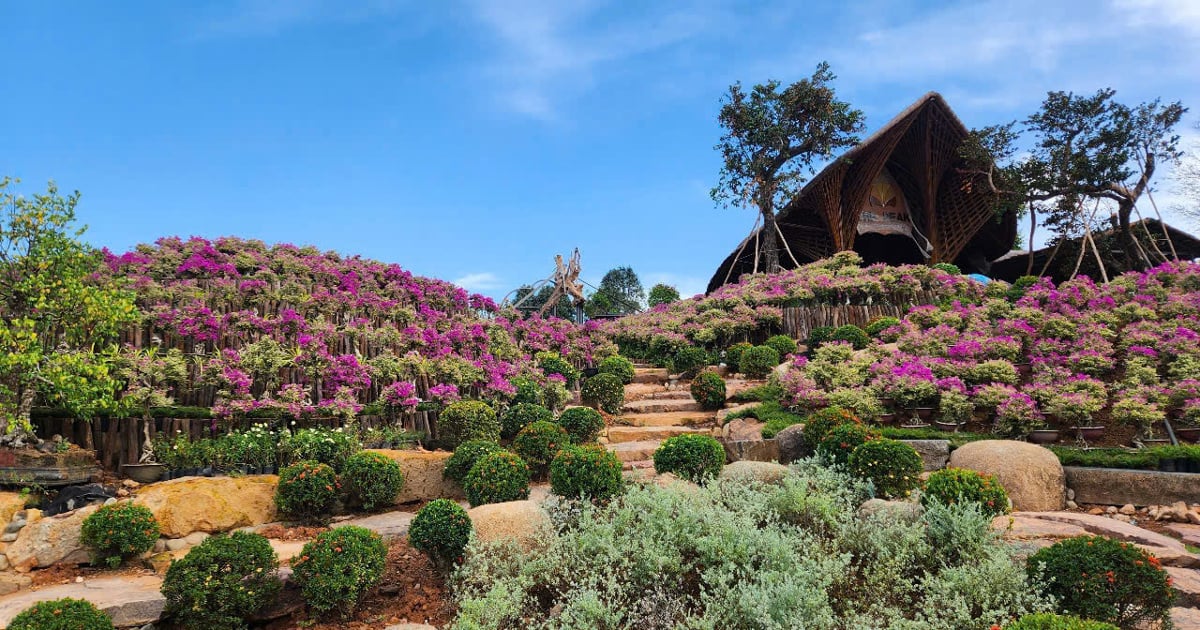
<box><xmin>0</xmin><ymin>575</ymin><xmax>164</xmax><ymax>628</ymax></box>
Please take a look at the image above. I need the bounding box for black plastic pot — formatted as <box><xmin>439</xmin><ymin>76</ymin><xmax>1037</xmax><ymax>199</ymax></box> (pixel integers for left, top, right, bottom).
<box><xmin>1160</xmin><ymin>459</ymin><xmax>1178</xmax><ymax>473</ymax></box>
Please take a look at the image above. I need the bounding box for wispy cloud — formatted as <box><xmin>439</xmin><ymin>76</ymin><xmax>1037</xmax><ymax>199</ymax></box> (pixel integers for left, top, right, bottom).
<box><xmin>453</xmin><ymin>271</ymin><xmax>505</xmax><ymax>292</ymax></box>
<box><xmin>1114</xmin><ymin>0</ymin><xmax>1200</xmax><ymax>34</ymax></box>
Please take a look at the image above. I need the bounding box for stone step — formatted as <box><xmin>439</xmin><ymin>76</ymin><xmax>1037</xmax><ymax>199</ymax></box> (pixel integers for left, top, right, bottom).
<box><xmin>632</xmin><ymin>368</ymin><xmax>669</xmax><ymax>384</ymax></box>
<box><xmin>0</xmin><ymin>575</ymin><xmax>166</xmax><ymax>628</ymax></box>
<box><xmin>643</xmin><ymin>390</ymin><xmax>693</xmax><ymax>400</ymax></box>
<box><xmin>606</xmin><ymin>425</ymin><xmax>712</xmax><ymax>444</ymax></box>
<box><xmin>622</xmin><ymin>398</ymin><xmax>704</xmax><ymax>414</ymax></box>
<box><xmin>607</xmin><ymin>440</ymin><xmax>662</xmax><ymax>463</ymax></box>
<box><xmin>621</xmin><ymin>410</ymin><xmax>714</xmax><ymax>427</ymax></box>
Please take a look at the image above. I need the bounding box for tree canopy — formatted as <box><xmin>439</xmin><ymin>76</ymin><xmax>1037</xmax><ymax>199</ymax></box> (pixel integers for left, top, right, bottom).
<box><xmin>648</xmin><ymin>283</ymin><xmax>681</xmax><ymax>307</ymax></box>
<box><xmin>587</xmin><ymin>266</ymin><xmax>644</xmax><ymax>316</ymax></box>
<box><xmin>711</xmin><ymin>62</ymin><xmax>864</xmax><ymax>274</ymax></box>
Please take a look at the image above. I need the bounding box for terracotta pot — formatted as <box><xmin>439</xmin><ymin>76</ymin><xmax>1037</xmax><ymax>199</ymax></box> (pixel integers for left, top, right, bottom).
<box><xmin>1074</xmin><ymin>426</ymin><xmax>1106</xmax><ymax>441</ymax></box>
<box><xmin>1174</xmin><ymin>427</ymin><xmax>1200</xmax><ymax>442</ymax></box>
<box><xmin>914</xmin><ymin>407</ymin><xmax>935</xmax><ymax>420</ymax></box>
<box><xmin>1027</xmin><ymin>429</ymin><xmax>1060</xmax><ymax>444</ymax></box>
<box><xmin>877</xmin><ymin>413</ymin><xmax>897</xmax><ymax>425</ymax></box>
<box><xmin>934</xmin><ymin>421</ymin><xmax>961</xmax><ymax>433</ymax></box>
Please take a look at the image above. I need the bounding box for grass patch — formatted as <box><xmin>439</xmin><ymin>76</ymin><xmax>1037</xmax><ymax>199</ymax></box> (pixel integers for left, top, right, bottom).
<box><xmin>724</xmin><ymin>400</ymin><xmax>805</xmax><ymax>438</ymax></box>
<box><xmin>730</xmin><ymin>383</ymin><xmax>784</xmax><ymax>404</ymax></box>
<box><xmin>877</xmin><ymin>427</ymin><xmax>993</xmax><ymax>450</ymax></box>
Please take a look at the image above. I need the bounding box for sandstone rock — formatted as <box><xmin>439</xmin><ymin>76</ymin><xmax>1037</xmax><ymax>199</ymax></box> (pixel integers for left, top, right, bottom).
<box><xmin>183</xmin><ymin>531</ymin><xmax>209</xmax><ymax>546</ymax></box>
<box><xmin>720</xmin><ymin>436</ymin><xmax>780</xmax><ymax>463</ymax></box>
<box><xmin>948</xmin><ymin>440</ymin><xmax>1065</xmax><ymax>511</ymax></box>
<box><xmin>1066</xmin><ymin>500</ymin><xmax>1078</xmax><ymax>510</ymax></box>
<box><xmin>1166</xmin><ymin>567</ymin><xmax>1200</xmax><ymax>607</ymax></box>
<box><xmin>0</xmin><ymin>575</ymin><xmax>164</xmax><ymax>627</ymax></box>
<box><xmin>342</xmin><ymin>510</ymin><xmax>415</xmax><ymax>539</ymax></box>
<box><xmin>0</xmin><ymin>493</ymin><xmax>26</xmax><ymax>525</ymax></box>
<box><xmin>903</xmin><ymin>439</ymin><xmax>950</xmax><ymax>471</ymax></box>
<box><xmin>1172</xmin><ymin>607</ymin><xmax>1200</xmax><ymax>628</ymax></box>
<box><xmin>467</xmin><ymin>500</ymin><xmax>550</xmax><ymax>551</ymax></box>
<box><xmin>0</xmin><ymin>573</ymin><xmax>31</xmax><ymax>595</ymax></box>
<box><xmin>721</xmin><ymin>418</ymin><xmax>764</xmax><ymax>441</ymax></box>
<box><xmin>366</xmin><ymin>449</ymin><xmax>463</xmax><ymax>504</ymax></box>
<box><xmin>775</xmin><ymin>424</ymin><xmax>808</xmax><ymax>464</ymax></box>
<box><xmin>6</xmin><ymin>504</ymin><xmax>98</xmax><ymax>571</ymax></box>
<box><xmin>859</xmin><ymin>499</ymin><xmax>923</xmax><ymax>522</ymax></box>
<box><xmin>135</xmin><ymin>476</ymin><xmax>278</xmax><ymax>538</ymax></box>
<box><xmin>994</xmin><ymin>514</ymin><xmax>1089</xmax><ymax>540</ymax></box>
<box><xmin>719</xmin><ymin>461</ymin><xmax>790</xmax><ymax>485</ymax></box>
<box><xmin>1120</xmin><ymin>504</ymin><xmax>1137</xmax><ymax>515</ymax></box>
<box><xmin>717</xmin><ymin>403</ymin><xmax>759</xmax><ymax>424</ymax></box>
<box><xmin>1020</xmin><ymin>511</ymin><xmax>1198</xmax><ymax>567</ymax></box>
<box><xmin>145</xmin><ymin>551</ymin><xmax>173</xmax><ymax>574</ymax></box>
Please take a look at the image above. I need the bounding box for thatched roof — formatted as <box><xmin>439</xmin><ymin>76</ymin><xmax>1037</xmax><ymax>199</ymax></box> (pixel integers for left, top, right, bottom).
<box><xmin>708</xmin><ymin>92</ymin><xmax>1017</xmax><ymax>293</ymax></box>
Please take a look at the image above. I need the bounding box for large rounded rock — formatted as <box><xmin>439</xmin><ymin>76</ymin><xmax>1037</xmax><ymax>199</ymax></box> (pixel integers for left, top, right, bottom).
<box><xmin>948</xmin><ymin>440</ymin><xmax>1065</xmax><ymax>511</ymax></box>
<box><xmin>134</xmin><ymin>475</ymin><xmax>278</xmax><ymax>538</ymax></box>
<box><xmin>366</xmin><ymin>449</ymin><xmax>463</xmax><ymax>504</ymax></box>
<box><xmin>719</xmin><ymin>461</ymin><xmax>789</xmax><ymax>485</ymax></box>
<box><xmin>775</xmin><ymin>424</ymin><xmax>808</xmax><ymax>464</ymax></box>
<box><xmin>466</xmin><ymin>500</ymin><xmax>550</xmax><ymax>551</ymax></box>
<box><xmin>6</xmin><ymin>504</ymin><xmax>99</xmax><ymax>571</ymax></box>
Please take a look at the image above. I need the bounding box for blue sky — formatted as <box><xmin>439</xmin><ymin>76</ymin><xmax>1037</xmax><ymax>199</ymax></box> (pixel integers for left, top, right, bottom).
<box><xmin>3</xmin><ymin>0</ymin><xmax>1198</xmax><ymax>299</ymax></box>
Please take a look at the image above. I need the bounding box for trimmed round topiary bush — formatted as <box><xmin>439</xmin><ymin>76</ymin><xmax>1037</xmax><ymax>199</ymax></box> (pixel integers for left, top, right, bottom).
<box><xmin>932</xmin><ymin>262</ymin><xmax>961</xmax><ymax>275</ymax></box>
<box><xmin>464</xmin><ymin>450</ymin><xmax>531</xmax><ymax>506</ymax></box>
<box><xmin>671</xmin><ymin>345</ymin><xmax>712</xmax><ymax>378</ymax></box>
<box><xmin>808</xmin><ymin>325</ymin><xmax>835</xmax><ymax>348</ymax></box>
<box><xmin>444</xmin><ymin>439</ymin><xmax>506</xmax><ymax>484</ymax></box>
<box><xmin>80</xmin><ymin>502</ymin><xmax>159</xmax><ymax>569</ymax></box>
<box><xmin>800</xmin><ymin>406</ymin><xmax>861</xmax><ymax>452</ymax></box>
<box><xmin>597</xmin><ymin>355</ymin><xmax>636</xmax><ymax>384</ymax></box>
<box><xmin>829</xmin><ymin>324</ymin><xmax>870</xmax><ymax>350</ymax></box>
<box><xmin>921</xmin><ymin>467</ymin><xmax>1009</xmax><ymax>518</ymax></box>
<box><xmin>652</xmin><ymin>433</ymin><xmax>726</xmax><ymax>483</ymax></box>
<box><xmin>409</xmin><ymin>498</ymin><xmax>472</xmax><ymax>569</ymax></box>
<box><xmin>275</xmin><ymin>461</ymin><xmax>339</xmax><ymax>523</ymax></box>
<box><xmin>724</xmin><ymin>341</ymin><xmax>753</xmax><ymax>372</ymax></box>
<box><xmin>690</xmin><ymin>370</ymin><xmax>727</xmax><ymax>411</ymax></box>
<box><xmin>341</xmin><ymin>451</ymin><xmax>404</xmax><ymax>511</ymax></box>
<box><xmin>581</xmin><ymin>373</ymin><xmax>625</xmax><ymax>414</ymax></box>
<box><xmin>1004</xmin><ymin>613</ymin><xmax>1119</xmax><ymax>630</ymax></box>
<box><xmin>865</xmin><ymin>316</ymin><xmax>901</xmax><ymax>338</ymax></box>
<box><xmin>510</xmin><ymin>376</ymin><xmax>544</xmax><ymax>406</ymax></box>
<box><xmin>292</xmin><ymin>525</ymin><xmax>387</xmax><ymax>617</ymax></box>
<box><xmin>816</xmin><ymin>422</ymin><xmax>878</xmax><ymax>467</ymax></box>
<box><xmin>1027</xmin><ymin>535</ymin><xmax>1173</xmax><ymax>629</ymax></box>
<box><xmin>848</xmin><ymin>438</ymin><xmax>923</xmax><ymax>499</ymax></box>
<box><xmin>537</xmin><ymin>351</ymin><xmax>580</xmax><ymax>388</ymax></box>
<box><xmin>764</xmin><ymin>334</ymin><xmax>799</xmax><ymax>358</ymax></box>
<box><xmin>738</xmin><ymin>345</ymin><xmax>781</xmax><ymax>379</ymax></box>
<box><xmin>8</xmin><ymin>598</ymin><xmax>114</xmax><ymax>630</ymax></box>
<box><xmin>162</xmin><ymin>531</ymin><xmax>281</xmax><ymax>630</ymax></box>
<box><xmin>549</xmin><ymin>444</ymin><xmax>624</xmax><ymax>501</ymax></box>
<box><xmin>438</xmin><ymin>400</ymin><xmax>500</xmax><ymax>448</ymax></box>
<box><xmin>513</xmin><ymin>420</ymin><xmax>570</xmax><ymax>479</ymax></box>
<box><xmin>501</xmin><ymin>402</ymin><xmax>554</xmax><ymax>440</ymax></box>
<box><xmin>557</xmin><ymin>406</ymin><xmax>605</xmax><ymax>443</ymax></box>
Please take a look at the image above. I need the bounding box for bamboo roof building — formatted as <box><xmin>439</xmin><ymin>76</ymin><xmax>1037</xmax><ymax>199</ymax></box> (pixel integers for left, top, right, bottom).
<box><xmin>708</xmin><ymin>92</ymin><xmax>1018</xmax><ymax>293</ymax></box>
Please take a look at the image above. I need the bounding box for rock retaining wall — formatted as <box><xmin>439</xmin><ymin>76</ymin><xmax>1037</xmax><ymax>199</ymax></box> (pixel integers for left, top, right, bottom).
<box><xmin>1065</xmin><ymin>466</ymin><xmax>1200</xmax><ymax>507</ymax></box>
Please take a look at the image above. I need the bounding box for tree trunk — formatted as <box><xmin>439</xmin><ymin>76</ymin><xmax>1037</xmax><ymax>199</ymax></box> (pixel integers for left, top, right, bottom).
<box><xmin>760</xmin><ymin>206</ymin><xmax>781</xmax><ymax>274</ymax></box>
<box><xmin>1116</xmin><ymin>200</ymin><xmax>1150</xmax><ymax>271</ymax></box>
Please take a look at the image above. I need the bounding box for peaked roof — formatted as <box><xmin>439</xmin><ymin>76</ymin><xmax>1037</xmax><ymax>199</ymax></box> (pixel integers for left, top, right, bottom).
<box><xmin>708</xmin><ymin>92</ymin><xmax>1017</xmax><ymax>293</ymax></box>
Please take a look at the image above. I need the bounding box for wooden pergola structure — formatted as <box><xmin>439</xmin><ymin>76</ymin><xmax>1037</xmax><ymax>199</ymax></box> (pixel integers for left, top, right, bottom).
<box><xmin>708</xmin><ymin>92</ymin><xmax>1018</xmax><ymax>293</ymax></box>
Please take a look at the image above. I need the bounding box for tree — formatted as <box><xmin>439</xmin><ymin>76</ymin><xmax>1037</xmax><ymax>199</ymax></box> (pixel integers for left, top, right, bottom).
<box><xmin>590</xmin><ymin>266</ymin><xmax>643</xmax><ymax>316</ymax></box>
<box><xmin>711</xmin><ymin>63</ymin><xmax>864</xmax><ymax>274</ymax></box>
<box><xmin>647</xmin><ymin>283</ymin><xmax>680</xmax><ymax>307</ymax></box>
<box><xmin>1172</xmin><ymin>121</ymin><xmax>1200</xmax><ymax>226</ymax></box>
<box><xmin>0</xmin><ymin>178</ymin><xmax>138</xmax><ymax>445</ymax></box>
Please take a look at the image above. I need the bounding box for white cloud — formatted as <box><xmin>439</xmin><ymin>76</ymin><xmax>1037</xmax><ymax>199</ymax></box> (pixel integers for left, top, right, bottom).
<box><xmin>453</xmin><ymin>271</ymin><xmax>505</xmax><ymax>292</ymax></box>
<box><xmin>1113</xmin><ymin>0</ymin><xmax>1200</xmax><ymax>34</ymax></box>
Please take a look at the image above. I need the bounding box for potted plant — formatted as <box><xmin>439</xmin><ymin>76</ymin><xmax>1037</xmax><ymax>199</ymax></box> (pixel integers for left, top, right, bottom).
<box><xmin>935</xmin><ymin>390</ymin><xmax>972</xmax><ymax>432</ymax></box>
<box><xmin>992</xmin><ymin>393</ymin><xmax>1047</xmax><ymax>441</ymax></box>
<box><xmin>1176</xmin><ymin>399</ymin><xmax>1200</xmax><ymax>443</ymax></box>
<box><xmin>1111</xmin><ymin>394</ymin><xmax>1168</xmax><ymax>447</ymax></box>
<box><xmin>1045</xmin><ymin>390</ymin><xmax>1106</xmax><ymax>441</ymax></box>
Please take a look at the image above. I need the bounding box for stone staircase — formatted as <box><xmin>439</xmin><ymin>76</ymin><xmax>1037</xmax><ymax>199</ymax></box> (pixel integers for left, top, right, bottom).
<box><xmin>604</xmin><ymin>365</ymin><xmax>719</xmax><ymax>470</ymax></box>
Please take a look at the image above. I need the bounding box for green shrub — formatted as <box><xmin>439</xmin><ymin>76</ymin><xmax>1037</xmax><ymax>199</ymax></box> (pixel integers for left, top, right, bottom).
<box><xmin>275</xmin><ymin>461</ymin><xmax>339</xmax><ymax>522</ymax></box>
<box><xmin>648</xmin><ymin>283</ymin><xmax>681</xmax><ymax>306</ymax></box>
<box><xmin>8</xmin><ymin>598</ymin><xmax>114</xmax><ymax>630</ymax></box>
<box><xmin>1008</xmin><ymin>275</ymin><xmax>1040</xmax><ymax>301</ymax></box>
<box><xmin>537</xmin><ymin>351</ymin><xmax>580</xmax><ymax>388</ymax></box>
<box><xmin>808</xmin><ymin>325</ymin><xmax>835</xmax><ymax>348</ymax></box>
<box><xmin>581</xmin><ymin>373</ymin><xmax>625</xmax><ymax>414</ymax></box>
<box><xmin>80</xmin><ymin>502</ymin><xmax>159</xmax><ymax>569</ymax></box>
<box><xmin>510</xmin><ymin>376</ymin><xmax>544</xmax><ymax>406</ymax></box>
<box><xmin>932</xmin><ymin>262</ymin><xmax>961</xmax><ymax>275</ymax></box>
<box><xmin>500</xmin><ymin>402</ymin><xmax>554</xmax><ymax>440</ymax></box>
<box><xmin>865</xmin><ymin>316</ymin><xmax>902</xmax><ymax>338</ymax></box>
<box><xmin>653</xmin><ymin>434</ymin><xmax>725</xmax><ymax>483</ymax></box>
<box><xmin>724</xmin><ymin>341</ymin><xmax>753</xmax><ymax>372</ymax></box>
<box><xmin>550</xmin><ymin>444</ymin><xmax>624</xmax><ymax>501</ymax></box>
<box><xmin>1005</xmin><ymin>613</ymin><xmax>1119</xmax><ymax>629</ymax></box>
<box><xmin>341</xmin><ymin>451</ymin><xmax>404</xmax><ymax>511</ymax></box>
<box><xmin>162</xmin><ymin>531</ymin><xmax>281</xmax><ymax>630</ymax></box>
<box><xmin>513</xmin><ymin>420</ymin><xmax>570</xmax><ymax>479</ymax></box>
<box><xmin>922</xmin><ymin>467</ymin><xmax>1009</xmax><ymax>517</ymax></box>
<box><xmin>438</xmin><ymin>400</ymin><xmax>500</xmax><ymax>448</ymax></box>
<box><xmin>444</xmin><ymin>439</ymin><xmax>506</xmax><ymax>484</ymax></box>
<box><xmin>279</xmin><ymin>427</ymin><xmax>360</xmax><ymax>472</ymax></box>
<box><xmin>848</xmin><ymin>439</ymin><xmax>923</xmax><ymax>499</ymax></box>
<box><xmin>464</xmin><ymin>451</ymin><xmax>531</xmax><ymax>506</ymax></box>
<box><xmin>800</xmin><ymin>406</ymin><xmax>861</xmax><ymax>452</ymax></box>
<box><xmin>690</xmin><ymin>370</ymin><xmax>727</xmax><ymax>411</ymax></box>
<box><xmin>817</xmin><ymin>423</ymin><xmax>878</xmax><ymax>467</ymax></box>
<box><xmin>1028</xmin><ymin>535</ymin><xmax>1173</xmax><ymax>629</ymax></box>
<box><xmin>597</xmin><ymin>356</ymin><xmax>636</xmax><ymax>384</ymax></box>
<box><xmin>292</xmin><ymin>526</ymin><xmax>387</xmax><ymax>617</ymax></box>
<box><xmin>409</xmin><ymin>498</ymin><xmax>472</xmax><ymax>568</ymax></box>
<box><xmin>557</xmin><ymin>406</ymin><xmax>605</xmax><ymax>443</ymax></box>
<box><xmin>829</xmin><ymin>324</ymin><xmax>870</xmax><ymax>350</ymax></box>
<box><xmin>764</xmin><ymin>335</ymin><xmax>799</xmax><ymax>358</ymax></box>
<box><xmin>671</xmin><ymin>346</ymin><xmax>712</xmax><ymax>378</ymax></box>
<box><xmin>738</xmin><ymin>345</ymin><xmax>781</xmax><ymax>379</ymax></box>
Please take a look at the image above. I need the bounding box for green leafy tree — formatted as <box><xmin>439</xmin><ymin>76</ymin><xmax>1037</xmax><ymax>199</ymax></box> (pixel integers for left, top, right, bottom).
<box><xmin>711</xmin><ymin>63</ymin><xmax>865</xmax><ymax>274</ymax></box>
<box><xmin>0</xmin><ymin>178</ymin><xmax>138</xmax><ymax>445</ymax></box>
<box><xmin>647</xmin><ymin>283</ymin><xmax>680</xmax><ymax>307</ymax></box>
<box><xmin>588</xmin><ymin>266</ymin><xmax>643</xmax><ymax>316</ymax></box>
<box><xmin>116</xmin><ymin>347</ymin><xmax>188</xmax><ymax>462</ymax></box>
